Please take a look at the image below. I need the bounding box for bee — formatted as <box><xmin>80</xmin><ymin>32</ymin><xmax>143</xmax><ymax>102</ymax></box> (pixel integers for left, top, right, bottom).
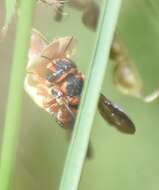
<box><xmin>25</xmin><ymin>30</ymin><xmax>135</xmax><ymax>134</ymax></box>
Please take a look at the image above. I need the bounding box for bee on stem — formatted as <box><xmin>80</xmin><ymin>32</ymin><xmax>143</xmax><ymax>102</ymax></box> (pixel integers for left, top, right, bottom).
<box><xmin>25</xmin><ymin>30</ymin><xmax>136</xmax><ymax>134</ymax></box>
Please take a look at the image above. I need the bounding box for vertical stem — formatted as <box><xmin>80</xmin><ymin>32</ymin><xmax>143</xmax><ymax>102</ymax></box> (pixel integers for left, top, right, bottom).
<box><xmin>59</xmin><ymin>0</ymin><xmax>122</xmax><ymax>190</ymax></box>
<box><xmin>0</xmin><ymin>1</ymin><xmax>36</xmax><ymax>190</ymax></box>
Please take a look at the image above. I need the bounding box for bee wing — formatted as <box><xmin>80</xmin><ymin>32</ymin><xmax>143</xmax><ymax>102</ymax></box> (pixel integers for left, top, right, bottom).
<box><xmin>27</xmin><ymin>35</ymin><xmax>77</xmax><ymax>79</ymax></box>
<box><xmin>27</xmin><ymin>29</ymin><xmax>48</xmax><ymax>71</ymax></box>
<box><xmin>24</xmin><ymin>74</ymin><xmax>48</xmax><ymax>108</ymax></box>
<box><xmin>98</xmin><ymin>94</ymin><xmax>135</xmax><ymax>134</ymax></box>
<box><xmin>41</xmin><ymin>36</ymin><xmax>77</xmax><ymax>60</ymax></box>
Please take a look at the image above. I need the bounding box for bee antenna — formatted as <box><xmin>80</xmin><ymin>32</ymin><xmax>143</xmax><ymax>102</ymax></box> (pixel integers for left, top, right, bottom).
<box><xmin>63</xmin><ymin>36</ymin><xmax>74</xmax><ymax>55</ymax></box>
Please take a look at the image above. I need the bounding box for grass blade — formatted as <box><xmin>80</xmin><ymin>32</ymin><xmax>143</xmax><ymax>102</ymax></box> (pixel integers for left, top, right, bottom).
<box><xmin>0</xmin><ymin>0</ymin><xmax>36</xmax><ymax>190</ymax></box>
<box><xmin>59</xmin><ymin>0</ymin><xmax>122</xmax><ymax>190</ymax></box>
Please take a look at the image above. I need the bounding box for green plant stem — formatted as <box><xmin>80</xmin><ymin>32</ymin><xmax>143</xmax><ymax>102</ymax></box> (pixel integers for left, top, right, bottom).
<box><xmin>59</xmin><ymin>0</ymin><xmax>122</xmax><ymax>190</ymax></box>
<box><xmin>0</xmin><ymin>1</ymin><xmax>36</xmax><ymax>190</ymax></box>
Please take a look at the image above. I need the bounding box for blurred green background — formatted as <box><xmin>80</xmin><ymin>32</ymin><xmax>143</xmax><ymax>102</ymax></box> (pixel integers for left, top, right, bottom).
<box><xmin>1</xmin><ymin>0</ymin><xmax>159</xmax><ymax>189</ymax></box>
